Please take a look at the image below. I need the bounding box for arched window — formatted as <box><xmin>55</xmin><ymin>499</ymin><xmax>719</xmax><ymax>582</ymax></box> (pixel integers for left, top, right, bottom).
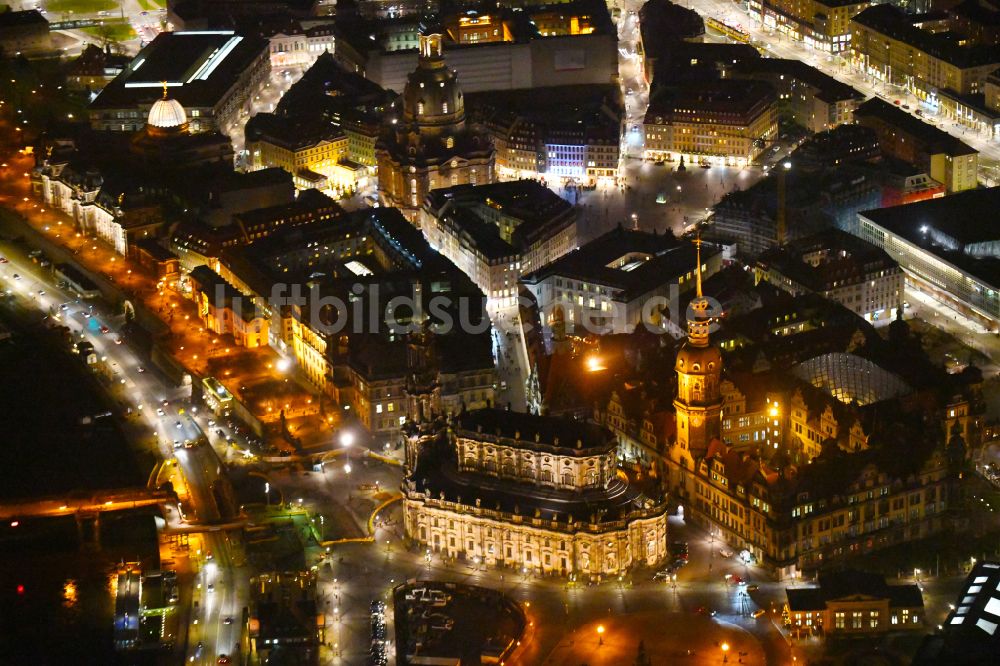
<box><xmin>417</xmin><ymin>102</ymin><xmax>424</xmax><ymax>115</ymax></box>
<box><xmin>442</xmin><ymin>102</ymin><xmax>449</xmax><ymax>114</ymax></box>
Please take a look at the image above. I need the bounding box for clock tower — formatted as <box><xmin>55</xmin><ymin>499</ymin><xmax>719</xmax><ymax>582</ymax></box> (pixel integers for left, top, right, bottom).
<box><xmin>673</xmin><ymin>238</ymin><xmax>723</xmax><ymax>460</ymax></box>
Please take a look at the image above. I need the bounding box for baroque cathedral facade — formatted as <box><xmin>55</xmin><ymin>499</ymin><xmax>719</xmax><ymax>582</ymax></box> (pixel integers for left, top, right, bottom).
<box><xmin>375</xmin><ymin>25</ymin><xmax>495</xmax><ymax>220</ymax></box>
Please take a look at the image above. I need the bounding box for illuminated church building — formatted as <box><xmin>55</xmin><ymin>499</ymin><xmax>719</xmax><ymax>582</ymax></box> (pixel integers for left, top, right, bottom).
<box><xmin>671</xmin><ymin>239</ymin><xmax>724</xmax><ymax>472</ymax></box>
<box><xmin>376</xmin><ymin>25</ymin><xmax>494</xmax><ymax>220</ymax></box>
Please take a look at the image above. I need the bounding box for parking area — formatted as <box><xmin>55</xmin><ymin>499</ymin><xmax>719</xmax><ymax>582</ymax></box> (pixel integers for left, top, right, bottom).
<box><xmin>393</xmin><ymin>581</ymin><xmax>524</xmax><ymax>665</ymax></box>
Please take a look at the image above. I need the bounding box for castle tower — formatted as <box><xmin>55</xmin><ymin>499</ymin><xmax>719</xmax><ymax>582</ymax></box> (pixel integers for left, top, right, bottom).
<box><xmin>673</xmin><ymin>238</ymin><xmax>723</xmax><ymax>460</ymax></box>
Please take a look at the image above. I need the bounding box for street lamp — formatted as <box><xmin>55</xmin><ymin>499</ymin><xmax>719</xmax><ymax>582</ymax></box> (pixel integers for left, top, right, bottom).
<box><xmin>265</xmin><ymin>482</ymin><xmax>270</xmax><ymax>507</ymax></box>
<box><xmin>341</xmin><ymin>430</ymin><xmax>354</xmax><ymax>473</ymax></box>
<box><xmin>721</xmin><ymin>641</ymin><xmax>730</xmax><ymax>663</ymax></box>
<box><xmin>596</xmin><ymin>624</ymin><xmax>605</xmax><ymax>646</ymax></box>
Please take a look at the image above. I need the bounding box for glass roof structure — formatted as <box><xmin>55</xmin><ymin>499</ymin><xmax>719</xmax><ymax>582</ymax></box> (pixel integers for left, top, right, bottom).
<box><xmin>792</xmin><ymin>352</ymin><xmax>911</xmax><ymax>406</ymax></box>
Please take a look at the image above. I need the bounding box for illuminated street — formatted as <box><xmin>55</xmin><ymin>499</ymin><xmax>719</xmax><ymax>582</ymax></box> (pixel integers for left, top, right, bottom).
<box><xmin>686</xmin><ymin>0</ymin><xmax>1000</xmax><ymax>181</ymax></box>
<box><xmin>3</xmin><ymin>1</ymin><xmax>1000</xmax><ymax>664</ymax></box>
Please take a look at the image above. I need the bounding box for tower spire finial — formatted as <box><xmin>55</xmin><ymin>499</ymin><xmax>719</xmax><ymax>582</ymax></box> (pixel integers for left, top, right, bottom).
<box><xmin>695</xmin><ymin>234</ymin><xmax>703</xmax><ymax>299</ymax></box>
<box><xmin>161</xmin><ymin>81</ymin><xmax>168</xmax><ymax>100</ymax></box>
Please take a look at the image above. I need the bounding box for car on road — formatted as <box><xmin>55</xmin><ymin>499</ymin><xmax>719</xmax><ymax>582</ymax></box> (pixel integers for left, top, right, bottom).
<box><xmin>83</xmin><ymin>310</ymin><xmax>91</xmax><ymax>318</ymax></box>
<box><xmin>217</xmin><ymin>656</ymin><xmax>231</xmax><ymax>665</ymax></box>
<box><xmin>175</xmin><ymin>421</ymin><xmax>183</xmax><ymax>429</ymax></box>
<box><xmin>0</xmin><ymin>257</ymin><xmax>7</xmax><ymax>263</ymax></box>
<box><xmin>12</xmin><ymin>273</ymin><xmax>19</xmax><ymax>280</ymax></box>
<box><xmin>114</xmin><ymin>337</ymin><xmax>123</xmax><ymax>345</ymax></box>
<box><xmin>207</xmin><ymin>584</ymin><xmax>214</xmax><ymax>593</ymax></box>
<box><xmin>37</xmin><ymin>289</ymin><xmax>44</xmax><ymax>296</ymax></box>
<box><xmin>695</xmin><ymin>606</ymin><xmax>717</xmax><ymax>616</ymax></box>
<box><xmin>902</xmin><ymin>103</ymin><xmax>910</xmax><ymax>110</ymax></box>
<box><xmin>894</xmin><ymin>99</ymin><xmax>901</xmax><ymax>105</ymax></box>
<box><xmin>752</xmin><ymin>609</ymin><xmax>767</xmax><ymax>618</ymax></box>
<box><xmin>719</xmin><ymin>548</ymin><xmax>734</xmax><ymax>558</ymax></box>
<box><xmin>223</xmin><ymin>617</ymin><xmax>233</xmax><ymax>625</ymax></box>
<box><xmin>99</xmin><ymin>325</ymin><xmax>110</xmax><ymax>334</ymax></box>
<box><xmin>137</xmin><ymin>366</ymin><xmax>145</xmax><ymax>373</ymax></box>
<box><xmin>157</xmin><ymin>408</ymin><xmax>165</xmax><ymax>416</ymax></box>
<box><xmin>747</xmin><ymin>584</ymin><xmax>759</xmax><ymax>592</ymax></box>
<box><xmin>653</xmin><ymin>570</ymin><xmax>674</xmax><ymax>581</ymax></box>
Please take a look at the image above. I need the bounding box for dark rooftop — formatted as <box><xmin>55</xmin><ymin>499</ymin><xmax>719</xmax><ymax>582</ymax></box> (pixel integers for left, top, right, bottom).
<box><xmin>520</xmin><ymin>226</ymin><xmax>712</xmax><ymax>300</ymax></box>
<box><xmin>0</xmin><ymin>9</ymin><xmax>47</xmax><ymax>29</ymax></box>
<box><xmin>465</xmin><ymin>84</ymin><xmax>622</xmax><ymax>143</ymax></box>
<box><xmin>455</xmin><ymin>408</ymin><xmax>615</xmax><ymax>452</ymax></box>
<box><xmin>757</xmin><ymin>229</ymin><xmax>899</xmax><ymax>293</ymax></box>
<box><xmin>731</xmin><ymin>57</ymin><xmax>863</xmax><ymax>104</ymax></box>
<box><xmin>133</xmin><ymin>238</ymin><xmax>177</xmax><ymax>263</ymax></box>
<box><xmin>786</xmin><ymin>570</ymin><xmax>924</xmax><ymax>611</ymax></box>
<box><xmin>441</xmin><ymin>206</ymin><xmax>516</xmax><ymax>261</ymax></box>
<box><xmin>91</xmin><ymin>31</ymin><xmax>269</xmax><ymax>110</ymax></box>
<box><xmin>860</xmin><ymin>187</ymin><xmax>1000</xmax><ymax>287</ymax></box>
<box><xmin>646</xmin><ymin>79</ymin><xmax>775</xmax><ymax>121</ymax></box>
<box><xmin>426</xmin><ymin>179</ymin><xmax>577</xmax><ymax>253</ymax></box>
<box><xmin>245</xmin><ymin>112</ymin><xmax>346</xmax><ymax>151</ymax></box>
<box><xmin>852</xmin><ymin>4</ymin><xmax>1000</xmax><ymax>69</ymax></box>
<box><xmin>855</xmin><ymin>97</ymin><xmax>977</xmax><ymax>156</ymax></box>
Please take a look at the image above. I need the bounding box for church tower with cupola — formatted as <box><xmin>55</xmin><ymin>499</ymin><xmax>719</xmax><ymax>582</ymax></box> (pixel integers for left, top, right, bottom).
<box><xmin>673</xmin><ymin>238</ymin><xmax>723</xmax><ymax>461</ymax></box>
<box><xmin>376</xmin><ymin>22</ymin><xmax>494</xmax><ymax>220</ymax></box>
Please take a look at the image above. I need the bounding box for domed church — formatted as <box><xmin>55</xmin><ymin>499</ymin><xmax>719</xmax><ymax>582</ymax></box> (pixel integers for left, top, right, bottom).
<box><xmin>129</xmin><ymin>85</ymin><xmax>234</xmax><ymax>168</ymax></box>
<box><xmin>376</xmin><ymin>24</ymin><xmax>494</xmax><ymax>219</ymax></box>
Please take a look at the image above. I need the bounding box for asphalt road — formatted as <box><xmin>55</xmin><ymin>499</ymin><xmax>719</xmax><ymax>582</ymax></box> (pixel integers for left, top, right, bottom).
<box><xmin>0</xmin><ymin>231</ymin><xmax>247</xmax><ymax>665</ymax></box>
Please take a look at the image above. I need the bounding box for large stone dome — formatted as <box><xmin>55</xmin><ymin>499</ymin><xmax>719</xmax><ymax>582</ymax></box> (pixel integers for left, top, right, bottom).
<box><xmin>147</xmin><ymin>96</ymin><xmax>187</xmax><ymax>129</ymax></box>
<box><xmin>402</xmin><ymin>31</ymin><xmax>465</xmax><ymax>132</ymax></box>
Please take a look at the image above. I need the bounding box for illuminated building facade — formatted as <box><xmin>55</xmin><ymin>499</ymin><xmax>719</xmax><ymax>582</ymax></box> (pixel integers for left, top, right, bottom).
<box><xmin>375</xmin><ymin>27</ymin><xmax>495</xmax><ymax>219</ymax></box>
<box><xmin>187</xmin><ymin>265</ymin><xmax>269</xmax><ymax>348</ymax></box>
<box><xmin>469</xmin><ymin>84</ymin><xmax>622</xmax><ymax>184</ymax></box>
<box><xmin>41</xmin><ymin>91</ymin><xmax>234</xmax><ymax>257</ymax></box>
<box><xmin>660</xmin><ymin>247</ymin><xmax>961</xmax><ymax>578</ymax></box>
<box><xmin>755</xmin><ymin>229</ymin><xmax>904</xmax><ymax>324</ymax></box>
<box><xmin>89</xmin><ymin>30</ymin><xmax>271</xmax><ymax>134</ymax></box>
<box><xmin>784</xmin><ymin>570</ymin><xmax>924</xmax><ymax>636</ymax></box>
<box><xmin>643</xmin><ymin>80</ymin><xmax>778</xmax><ymax>167</ymax></box>
<box><xmin>245</xmin><ymin>112</ymin><xmax>349</xmax><ymax>192</ymax></box>
<box><xmin>419</xmin><ymin>180</ymin><xmax>579</xmax><ymax>306</ymax></box>
<box><xmin>212</xmin><ymin>206</ymin><xmax>496</xmax><ymax>439</ymax></box>
<box><xmin>403</xmin><ymin>409</ymin><xmax>670</xmax><ymax>577</ymax></box>
<box><xmin>748</xmin><ymin>0</ymin><xmax>873</xmax><ymax>53</ymax></box>
<box><xmin>850</xmin><ymin>5</ymin><xmax>1000</xmax><ymax>125</ymax></box>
